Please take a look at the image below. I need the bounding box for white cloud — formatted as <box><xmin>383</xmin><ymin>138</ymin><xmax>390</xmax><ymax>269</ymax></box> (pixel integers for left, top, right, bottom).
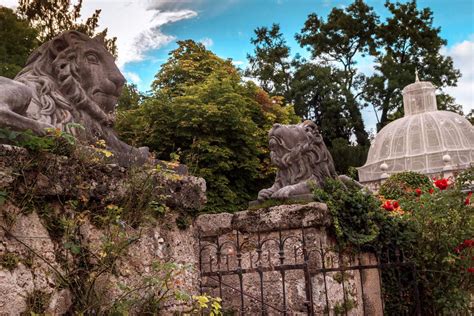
<box><xmin>146</xmin><ymin>0</ymin><xmax>205</xmax><ymax>11</ymax></box>
<box><xmin>232</xmin><ymin>60</ymin><xmax>245</xmax><ymax>66</ymax></box>
<box><xmin>77</xmin><ymin>2</ymin><xmax>197</xmax><ymax>68</ymax></box>
<box><xmin>199</xmin><ymin>37</ymin><xmax>214</xmax><ymax>48</ymax></box>
<box><xmin>0</xmin><ymin>0</ymin><xmax>199</xmax><ymax>69</ymax></box>
<box><xmin>0</xmin><ymin>0</ymin><xmax>16</xmax><ymax>8</ymax></box>
<box><xmin>242</xmin><ymin>76</ymin><xmax>260</xmax><ymax>85</ymax></box>
<box><xmin>124</xmin><ymin>71</ymin><xmax>141</xmax><ymax>84</ymax></box>
<box><xmin>442</xmin><ymin>36</ymin><xmax>474</xmax><ymax>113</ymax></box>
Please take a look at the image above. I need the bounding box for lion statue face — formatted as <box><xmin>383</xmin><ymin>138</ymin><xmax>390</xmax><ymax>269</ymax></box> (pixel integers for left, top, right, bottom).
<box><xmin>64</xmin><ymin>33</ymin><xmax>125</xmax><ymax>115</ymax></box>
<box><xmin>258</xmin><ymin>120</ymin><xmax>337</xmax><ymax>201</ymax></box>
<box><xmin>15</xmin><ymin>31</ymin><xmax>125</xmax><ymax>136</ymax></box>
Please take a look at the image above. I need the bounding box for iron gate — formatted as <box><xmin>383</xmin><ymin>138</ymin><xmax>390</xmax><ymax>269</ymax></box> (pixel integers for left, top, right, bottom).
<box><xmin>198</xmin><ymin>225</ymin><xmax>421</xmax><ymax>315</ymax></box>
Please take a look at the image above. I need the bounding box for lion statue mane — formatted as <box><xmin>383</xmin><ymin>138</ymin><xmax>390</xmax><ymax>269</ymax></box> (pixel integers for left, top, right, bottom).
<box><xmin>0</xmin><ymin>30</ymin><xmax>147</xmax><ymax>165</ymax></box>
<box><xmin>257</xmin><ymin>120</ymin><xmax>338</xmax><ymax>201</ymax></box>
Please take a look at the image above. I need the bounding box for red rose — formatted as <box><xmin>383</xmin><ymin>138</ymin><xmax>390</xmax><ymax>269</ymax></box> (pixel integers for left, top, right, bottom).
<box><xmin>434</xmin><ymin>178</ymin><xmax>449</xmax><ymax>190</ymax></box>
<box><xmin>382</xmin><ymin>200</ymin><xmax>394</xmax><ymax>211</ymax></box>
<box><xmin>429</xmin><ymin>188</ymin><xmax>435</xmax><ymax>194</ymax></box>
<box><xmin>467</xmin><ymin>267</ymin><xmax>474</xmax><ymax>274</ymax></box>
<box><xmin>463</xmin><ymin>239</ymin><xmax>474</xmax><ymax>248</ymax></box>
<box><xmin>393</xmin><ymin>201</ymin><xmax>399</xmax><ymax>208</ymax></box>
<box><xmin>415</xmin><ymin>188</ymin><xmax>422</xmax><ymax>196</ymax></box>
<box><xmin>465</xmin><ymin>192</ymin><xmax>472</xmax><ymax>206</ymax></box>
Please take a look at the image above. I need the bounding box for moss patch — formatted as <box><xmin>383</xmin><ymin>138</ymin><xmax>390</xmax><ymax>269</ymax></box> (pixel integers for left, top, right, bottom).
<box><xmin>0</xmin><ymin>252</ymin><xmax>19</xmax><ymax>271</ymax></box>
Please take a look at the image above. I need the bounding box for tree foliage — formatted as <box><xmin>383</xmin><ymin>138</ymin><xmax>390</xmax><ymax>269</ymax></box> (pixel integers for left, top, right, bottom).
<box><xmin>246</xmin><ymin>23</ymin><xmax>292</xmax><ymax>100</ymax></box>
<box><xmin>17</xmin><ymin>0</ymin><xmax>117</xmax><ymax>55</ymax></box>
<box><xmin>116</xmin><ymin>83</ymin><xmax>145</xmax><ymax>111</ymax></box>
<box><xmin>290</xmin><ymin>59</ymin><xmax>350</xmax><ymax>145</ymax></box>
<box><xmin>328</xmin><ymin>138</ymin><xmax>369</xmax><ymax>175</ymax></box>
<box><xmin>0</xmin><ymin>6</ymin><xmax>39</xmax><ymax>78</ymax></box>
<box><xmin>246</xmin><ymin>0</ymin><xmax>461</xmax><ymax>172</ymax></box>
<box><xmin>117</xmin><ymin>40</ymin><xmax>298</xmax><ymax>212</ymax></box>
<box><xmin>151</xmin><ymin>40</ymin><xmax>236</xmax><ymax>97</ymax></box>
<box><xmin>364</xmin><ymin>0</ymin><xmax>460</xmax><ymax>130</ymax></box>
<box><xmin>295</xmin><ymin>0</ymin><xmax>378</xmax><ymax>146</ymax></box>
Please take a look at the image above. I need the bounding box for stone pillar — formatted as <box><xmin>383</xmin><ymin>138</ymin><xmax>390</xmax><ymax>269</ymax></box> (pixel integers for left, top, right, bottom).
<box><xmin>359</xmin><ymin>252</ymin><xmax>383</xmax><ymax>315</ymax></box>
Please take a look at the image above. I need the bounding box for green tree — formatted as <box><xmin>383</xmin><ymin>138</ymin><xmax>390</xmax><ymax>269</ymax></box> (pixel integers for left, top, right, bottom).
<box><xmin>116</xmin><ymin>83</ymin><xmax>145</xmax><ymax>111</ymax></box>
<box><xmin>289</xmin><ymin>60</ymin><xmax>370</xmax><ymax>171</ymax></box>
<box><xmin>117</xmin><ymin>40</ymin><xmax>298</xmax><ymax>212</ymax></box>
<box><xmin>328</xmin><ymin>138</ymin><xmax>369</xmax><ymax>174</ymax></box>
<box><xmin>17</xmin><ymin>0</ymin><xmax>117</xmax><ymax>55</ymax></box>
<box><xmin>290</xmin><ymin>59</ymin><xmax>350</xmax><ymax>144</ymax></box>
<box><xmin>0</xmin><ymin>6</ymin><xmax>39</xmax><ymax>78</ymax></box>
<box><xmin>246</xmin><ymin>23</ymin><xmax>292</xmax><ymax>101</ymax></box>
<box><xmin>296</xmin><ymin>0</ymin><xmax>378</xmax><ymax>146</ymax></box>
<box><xmin>151</xmin><ymin>40</ymin><xmax>236</xmax><ymax>97</ymax></box>
<box><xmin>364</xmin><ymin>0</ymin><xmax>460</xmax><ymax>130</ymax></box>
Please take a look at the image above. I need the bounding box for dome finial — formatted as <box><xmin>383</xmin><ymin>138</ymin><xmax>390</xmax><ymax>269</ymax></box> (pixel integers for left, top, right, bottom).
<box><xmin>415</xmin><ymin>68</ymin><xmax>420</xmax><ymax>82</ymax></box>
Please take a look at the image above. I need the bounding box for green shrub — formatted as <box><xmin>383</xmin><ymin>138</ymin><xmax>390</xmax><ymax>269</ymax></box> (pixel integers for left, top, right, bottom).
<box><xmin>315</xmin><ymin>170</ymin><xmax>474</xmax><ymax>313</ymax></box>
<box><xmin>378</xmin><ymin>169</ymin><xmax>474</xmax><ymax>313</ymax></box>
<box><xmin>0</xmin><ymin>126</ymin><xmax>78</xmax><ymax>156</ymax></box>
<box><xmin>116</xmin><ymin>40</ymin><xmax>299</xmax><ymax>213</ymax></box>
<box><xmin>379</xmin><ymin>171</ymin><xmax>432</xmax><ymax>199</ymax></box>
<box><xmin>394</xmin><ymin>185</ymin><xmax>473</xmax><ymax>313</ymax></box>
<box><xmin>313</xmin><ymin>178</ymin><xmax>382</xmax><ymax>248</ymax></box>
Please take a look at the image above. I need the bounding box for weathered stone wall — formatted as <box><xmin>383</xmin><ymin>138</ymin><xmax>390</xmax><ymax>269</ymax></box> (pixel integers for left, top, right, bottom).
<box><xmin>0</xmin><ymin>145</ymin><xmax>205</xmax><ymax>315</ymax></box>
<box><xmin>1</xmin><ymin>145</ymin><xmax>382</xmax><ymax>315</ymax></box>
<box><xmin>196</xmin><ymin>203</ymin><xmax>382</xmax><ymax>315</ymax></box>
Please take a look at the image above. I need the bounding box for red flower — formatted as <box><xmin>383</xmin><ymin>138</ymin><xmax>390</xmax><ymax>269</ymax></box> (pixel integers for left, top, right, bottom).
<box><xmin>382</xmin><ymin>200</ymin><xmax>394</xmax><ymax>211</ymax></box>
<box><xmin>454</xmin><ymin>239</ymin><xmax>474</xmax><ymax>255</ymax></box>
<box><xmin>467</xmin><ymin>267</ymin><xmax>474</xmax><ymax>274</ymax></box>
<box><xmin>382</xmin><ymin>200</ymin><xmax>400</xmax><ymax>212</ymax></box>
<box><xmin>429</xmin><ymin>188</ymin><xmax>435</xmax><ymax>194</ymax></box>
<box><xmin>463</xmin><ymin>239</ymin><xmax>474</xmax><ymax>248</ymax></box>
<box><xmin>465</xmin><ymin>192</ymin><xmax>472</xmax><ymax>206</ymax></box>
<box><xmin>434</xmin><ymin>178</ymin><xmax>449</xmax><ymax>190</ymax></box>
<box><xmin>415</xmin><ymin>188</ymin><xmax>422</xmax><ymax>196</ymax></box>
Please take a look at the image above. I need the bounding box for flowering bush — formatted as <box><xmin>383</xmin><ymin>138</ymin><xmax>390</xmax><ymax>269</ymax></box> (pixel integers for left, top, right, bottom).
<box><xmin>377</xmin><ymin>170</ymin><xmax>474</xmax><ymax>314</ymax></box>
<box><xmin>316</xmin><ymin>170</ymin><xmax>473</xmax><ymax>313</ymax></box>
<box><xmin>379</xmin><ymin>171</ymin><xmax>432</xmax><ymax>200</ymax></box>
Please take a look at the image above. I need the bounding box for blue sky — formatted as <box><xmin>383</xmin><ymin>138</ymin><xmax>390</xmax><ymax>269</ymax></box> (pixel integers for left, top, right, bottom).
<box><xmin>123</xmin><ymin>0</ymin><xmax>474</xmax><ymax>93</ymax></box>
<box><xmin>1</xmin><ymin>0</ymin><xmax>473</xmax><ymax>132</ymax></box>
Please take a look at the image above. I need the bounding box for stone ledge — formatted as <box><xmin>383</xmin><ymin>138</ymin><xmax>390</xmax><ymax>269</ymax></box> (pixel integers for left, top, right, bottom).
<box><xmin>0</xmin><ymin>144</ymin><xmax>206</xmax><ymax>211</ymax></box>
<box><xmin>248</xmin><ymin>193</ymin><xmax>314</xmax><ymax>207</ymax></box>
<box><xmin>195</xmin><ymin>202</ymin><xmax>330</xmax><ymax>237</ymax></box>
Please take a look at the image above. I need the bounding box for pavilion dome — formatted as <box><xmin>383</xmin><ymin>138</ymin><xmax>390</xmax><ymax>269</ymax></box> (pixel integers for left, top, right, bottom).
<box><xmin>358</xmin><ymin>77</ymin><xmax>474</xmax><ymax>183</ymax></box>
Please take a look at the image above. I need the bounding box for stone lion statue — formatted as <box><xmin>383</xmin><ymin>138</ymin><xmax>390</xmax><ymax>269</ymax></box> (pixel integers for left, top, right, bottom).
<box><xmin>257</xmin><ymin>120</ymin><xmax>339</xmax><ymax>201</ymax></box>
<box><xmin>0</xmin><ymin>30</ymin><xmax>147</xmax><ymax>165</ymax></box>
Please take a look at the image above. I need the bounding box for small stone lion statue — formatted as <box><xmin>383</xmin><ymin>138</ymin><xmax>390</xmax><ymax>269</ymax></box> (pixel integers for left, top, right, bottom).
<box><xmin>0</xmin><ymin>30</ymin><xmax>147</xmax><ymax>165</ymax></box>
<box><xmin>258</xmin><ymin>120</ymin><xmax>338</xmax><ymax>201</ymax></box>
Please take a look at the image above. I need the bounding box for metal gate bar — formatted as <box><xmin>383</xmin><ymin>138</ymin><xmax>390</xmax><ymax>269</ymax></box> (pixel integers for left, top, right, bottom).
<box><xmin>198</xmin><ymin>225</ymin><xmax>420</xmax><ymax>315</ymax></box>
